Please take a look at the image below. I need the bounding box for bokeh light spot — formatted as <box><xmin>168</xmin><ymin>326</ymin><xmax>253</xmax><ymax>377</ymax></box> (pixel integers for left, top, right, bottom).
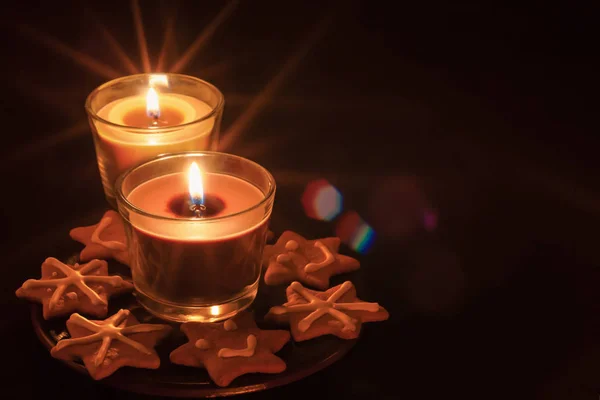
<box><xmin>351</xmin><ymin>223</ymin><xmax>376</xmax><ymax>254</ymax></box>
<box><xmin>335</xmin><ymin>211</ymin><xmax>376</xmax><ymax>254</ymax></box>
<box><xmin>368</xmin><ymin>177</ymin><xmax>433</xmax><ymax>238</ymax></box>
<box><xmin>423</xmin><ymin>208</ymin><xmax>438</xmax><ymax>232</ymax></box>
<box><xmin>301</xmin><ymin>179</ymin><xmax>343</xmax><ymax>221</ymax></box>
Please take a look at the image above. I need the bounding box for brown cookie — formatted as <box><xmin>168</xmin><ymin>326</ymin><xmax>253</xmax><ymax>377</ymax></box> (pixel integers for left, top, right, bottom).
<box><xmin>263</xmin><ymin>231</ymin><xmax>360</xmax><ymax>290</ymax></box>
<box><xmin>50</xmin><ymin>309</ymin><xmax>171</xmax><ymax>380</ymax></box>
<box><xmin>170</xmin><ymin>312</ymin><xmax>290</xmax><ymax>387</ymax></box>
<box><xmin>15</xmin><ymin>257</ymin><xmax>133</xmax><ymax>319</ymax></box>
<box><xmin>266</xmin><ymin>281</ymin><xmax>389</xmax><ymax>341</ymax></box>
<box><xmin>70</xmin><ymin>210</ymin><xmax>129</xmax><ymax>266</ymax></box>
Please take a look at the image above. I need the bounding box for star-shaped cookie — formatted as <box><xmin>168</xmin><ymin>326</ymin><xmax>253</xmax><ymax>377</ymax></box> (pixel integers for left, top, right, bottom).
<box><xmin>170</xmin><ymin>312</ymin><xmax>290</xmax><ymax>387</ymax></box>
<box><xmin>70</xmin><ymin>210</ymin><xmax>129</xmax><ymax>266</ymax></box>
<box><xmin>263</xmin><ymin>231</ymin><xmax>360</xmax><ymax>290</ymax></box>
<box><xmin>15</xmin><ymin>257</ymin><xmax>133</xmax><ymax>319</ymax></box>
<box><xmin>266</xmin><ymin>281</ymin><xmax>389</xmax><ymax>341</ymax></box>
<box><xmin>50</xmin><ymin>309</ymin><xmax>172</xmax><ymax>380</ymax></box>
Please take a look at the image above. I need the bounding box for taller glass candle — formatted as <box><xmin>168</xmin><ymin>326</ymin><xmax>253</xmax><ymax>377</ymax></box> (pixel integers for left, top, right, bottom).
<box><xmin>85</xmin><ymin>73</ymin><xmax>224</xmax><ymax>207</ymax></box>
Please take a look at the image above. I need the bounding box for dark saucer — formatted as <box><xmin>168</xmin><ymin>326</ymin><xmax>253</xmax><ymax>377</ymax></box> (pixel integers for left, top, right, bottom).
<box><xmin>29</xmin><ymin>254</ymin><xmax>361</xmax><ymax>398</ymax></box>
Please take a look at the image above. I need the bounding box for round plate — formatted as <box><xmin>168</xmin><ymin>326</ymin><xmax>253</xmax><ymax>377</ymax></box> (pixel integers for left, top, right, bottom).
<box><xmin>30</xmin><ymin>254</ymin><xmax>359</xmax><ymax>398</ymax></box>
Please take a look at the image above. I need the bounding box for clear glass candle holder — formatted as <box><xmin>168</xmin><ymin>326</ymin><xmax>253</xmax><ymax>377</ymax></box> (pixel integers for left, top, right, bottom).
<box><xmin>115</xmin><ymin>151</ymin><xmax>275</xmax><ymax>322</ymax></box>
<box><xmin>86</xmin><ymin>73</ymin><xmax>224</xmax><ymax>207</ymax></box>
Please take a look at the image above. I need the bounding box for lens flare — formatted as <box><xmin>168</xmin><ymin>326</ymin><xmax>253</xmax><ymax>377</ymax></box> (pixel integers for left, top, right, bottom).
<box><xmin>351</xmin><ymin>223</ymin><xmax>376</xmax><ymax>254</ymax></box>
<box><xmin>335</xmin><ymin>211</ymin><xmax>376</xmax><ymax>254</ymax></box>
<box><xmin>301</xmin><ymin>179</ymin><xmax>343</xmax><ymax>221</ymax></box>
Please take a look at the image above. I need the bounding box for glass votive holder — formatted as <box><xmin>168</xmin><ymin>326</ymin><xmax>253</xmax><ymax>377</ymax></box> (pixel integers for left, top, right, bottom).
<box><xmin>115</xmin><ymin>151</ymin><xmax>275</xmax><ymax>322</ymax></box>
<box><xmin>86</xmin><ymin>73</ymin><xmax>224</xmax><ymax>207</ymax></box>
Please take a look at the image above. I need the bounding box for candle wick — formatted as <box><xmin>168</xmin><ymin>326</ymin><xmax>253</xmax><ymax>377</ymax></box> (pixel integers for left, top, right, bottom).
<box><xmin>189</xmin><ymin>199</ymin><xmax>206</xmax><ymax>218</ymax></box>
<box><xmin>194</xmin><ymin>204</ymin><xmax>206</xmax><ymax>217</ymax></box>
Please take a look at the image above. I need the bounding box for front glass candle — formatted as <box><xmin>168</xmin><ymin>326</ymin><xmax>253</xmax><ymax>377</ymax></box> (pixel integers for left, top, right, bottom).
<box><xmin>115</xmin><ymin>152</ymin><xmax>275</xmax><ymax>322</ymax></box>
<box><xmin>86</xmin><ymin>73</ymin><xmax>224</xmax><ymax>207</ymax></box>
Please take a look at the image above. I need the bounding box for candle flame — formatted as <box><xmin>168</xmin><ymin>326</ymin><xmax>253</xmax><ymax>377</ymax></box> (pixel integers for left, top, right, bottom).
<box><xmin>188</xmin><ymin>162</ymin><xmax>204</xmax><ymax>206</ymax></box>
<box><xmin>146</xmin><ymin>87</ymin><xmax>160</xmax><ymax>119</ymax></box>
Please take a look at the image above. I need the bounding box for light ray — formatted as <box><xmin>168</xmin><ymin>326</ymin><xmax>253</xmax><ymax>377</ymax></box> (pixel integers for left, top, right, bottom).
<box><xmin>6</xmin><ymin>209</ymin><xmax>106</xmax><ymax>267</ymax></box>
<box><xmin>98</xmin><ymin>24</ymin><xmax>139</xmax><ymax>74</ymax></box>
<box><xmin>131</xmin><ymin>0</ymin><xmax>151</xmax><ymax>73</ymax></box>
<box><xmin>234</xmin><ymin>136</ymin><xmax>287</xmax><ymax>159</ymax></box>
<box><xmin>16</xmin><ymin>24</ymin><xmax>122</xmax><ymax>80</ymax></box>
<box><xmin>2</xmin><ymin>121</ymin><xmax>89</xmax><ymax>164</ymax></box>
<box><xmin>4</xmin><ymin>77</ymin><xmax>79</xmax><ymax>118</ymax></box>
<box><xmin>169</xmin><ymin>0</ymin><xmax>240</xmax><ymax>73</ymax></box>
<box><xmin>219</xmin><ymin>12</ymin><xmax>334</xmax><ymax>151</ymax></box>
<box><xmin>195</xmin><ymin>60</ymin><xmax>233</xmax><ymax>80</ymax></box>
<box><xmin>155</xmin><ymin>14</ymin><xmax>176</xmax><ymax>72</ymax></box>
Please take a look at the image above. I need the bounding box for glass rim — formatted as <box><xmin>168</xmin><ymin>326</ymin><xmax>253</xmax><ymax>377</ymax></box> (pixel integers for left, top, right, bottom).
<box><xmin>84</xmin><ymin>73</ymin><xmax>225</xmax><ymax>133</ymax></box>
<box><xmin>115</xmin><ymin>151</ymin><xmax>276</xmax><ymax>223</ymax></box>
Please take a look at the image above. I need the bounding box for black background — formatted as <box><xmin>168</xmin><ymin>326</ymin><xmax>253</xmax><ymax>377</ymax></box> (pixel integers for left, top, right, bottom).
<box><xmin>1</xmin><ymin>1</ymin><xmax>598</xmax><ymax>399</ymax></box>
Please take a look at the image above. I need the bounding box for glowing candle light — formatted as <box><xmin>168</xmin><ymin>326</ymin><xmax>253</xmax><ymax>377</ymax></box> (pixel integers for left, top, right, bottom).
<box><xmin>146</xmin><ymin>87</ymin><xmax>160</xmax><ymax>121</ymax></box>
<box><xmin>188</xmin><ymin>161</ymin><xmax>204</xmax><ymax>210</ymax></box>
<box><xmin>116</xmin><ymin>152</ymin><xmax>276</xmax><ymax>322</ymax></box>
<box><xmin>86</xmin><ymin>73</ymin><xmax>224</xmax><ymax>206</ymax></box>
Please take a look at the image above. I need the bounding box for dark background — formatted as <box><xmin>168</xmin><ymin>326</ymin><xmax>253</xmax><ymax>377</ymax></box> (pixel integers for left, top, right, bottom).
<box><xmin>1</xmin><ymin>1</ymin><xmax>598</xmax><ymax>399</ymax></box>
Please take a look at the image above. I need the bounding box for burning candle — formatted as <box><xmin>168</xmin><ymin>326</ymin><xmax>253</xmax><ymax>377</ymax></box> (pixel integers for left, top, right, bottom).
<box><xmin>86</xmin><ymin>74</ymin><xmax>224</xmax><ymax>207</ymax></box>
<box><xmin>116</xmin><ymin>152</ymin><xmax>275</xmax><ymax>322</ymax></box>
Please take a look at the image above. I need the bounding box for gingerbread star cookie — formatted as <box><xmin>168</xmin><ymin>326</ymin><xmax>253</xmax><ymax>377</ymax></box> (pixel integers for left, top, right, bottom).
<box><xmin>170</xmin><ymin>312</ymin><xmax>290</xmax><ymax>387</ymax></box>
<box><xmin>15</xmin><ymin>257</ymin><xmax>133</xmax><ymax>319</ymax></box>
<box><xmin>266</xmin><ymin>281</ymin><xmax>389</xmax><ymax>341</ymax></box>
<box><xmin>70</xmin><ymin>210</ymin><xmax>129</xmax><ymax>266</ymax></box>
<box><xmin>263</xmin><ymin>231</ymin><xmax>360</xmax><ymax>290</ymax></box>
<box><xmin>50</xmin><ymin>309</ymin><xmax>172</xmax><ymax>380</ymax></box>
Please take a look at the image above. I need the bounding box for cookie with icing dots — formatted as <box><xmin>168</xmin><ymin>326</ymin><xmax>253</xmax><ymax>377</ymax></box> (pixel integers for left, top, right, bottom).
<box><xmin>263</xmin><ymin>231</ymin><xmax>360</xmax><ymax>290</ymax></box>
<box><xmin>15</xmin><ymin>257</ymin><xmax>133</xmax><ymax>319</ymax></box>
<box><xmin>70</xmin><ymin>210</ymin><xmax>129</xmax><ymax>266</ymax></box>
<box><xmin>50</xmin><ymin>309</ymin><xmax>171</xmax><ymax>380</ymax></box>
<box><xmin>266</xmin><ymin>281</ymin><xmax>389</xmax><ymax>341</ymax></box>
<box><xmin>169</xmin><ymin>312</ymin><xmax>290</xmax><ymax>387</ymax></box>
